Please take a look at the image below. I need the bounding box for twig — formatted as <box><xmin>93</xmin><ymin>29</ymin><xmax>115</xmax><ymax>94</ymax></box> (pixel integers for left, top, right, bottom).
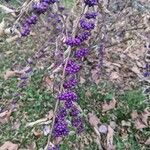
<box><xmin>12</xmin><ymin>0</ymin><xmax>35</xmax><ymax>30</ymax></box>
<box><xmin>106</xmin><ymin>37</ymin><xmax>133</xmax><ymax>48</ymax></box>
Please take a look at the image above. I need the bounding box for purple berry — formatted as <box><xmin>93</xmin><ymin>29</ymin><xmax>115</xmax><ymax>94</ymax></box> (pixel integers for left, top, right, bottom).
<box><xmin>63</xmin><ymin>78</ymin><xmax>78</xmax><ymax>89</ymax></box>
<box><xmin>80</xmin><ymin>19</ymin><xmax>95</xmax><ymax>30</ymax></box>
<box><xmin>84</xmin><ymin>0</ymin><xmax>98</xmax><ymax>7</ymax></box>
<box><xmin>58</xmin><ymin>91</ymin><xmax>78</xmax><ymax>101</ymax></box>
<box><xmin>85</xmin><ymin>12</ymin><xmax>97</xmax><ymax>19</ymax></box>
<box><xmin>65</xmin><ymin>60</ymin><xmax>80</xmax><ymax>74</ymax></box>
<box><xmin>75</xmin><ymin>48</ymin><xmax>89</xmax><ymax>58</ymax></box>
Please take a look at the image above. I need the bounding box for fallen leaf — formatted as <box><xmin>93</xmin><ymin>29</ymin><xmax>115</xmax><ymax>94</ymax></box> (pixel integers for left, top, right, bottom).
<box><xmin>145</xmin><ymin>138</ymin><xmax>150</xmax><ymax>145</ymax></box>
<box><xmin>0</xmin><ymin>19</ymin><xmax>5</xmax><ymax>36</ymax></box>
<box><xmin>0</xmin><ymin>4</ymin><xmax>16</xmax><ymax>16</ymax></box>
<box><xmin>0</xmin><ymin>141</ymin><xmax>18</xmax><ymax>150</ymax></box>
<box><xmin>26</xmin><ymin>118</ymin><xmax>48</xmax><ymax>127</ymax></box>
<box><xmin>88</xmin><ymin>113</ymin><xmax>100</xmax><ymax>127</ymax></box>
<box><xmin>121</xmin><ymin>120</ymin><xmax>131</xmax><ymax>127</ymax></box>
<box><xmin>33</xmin><ymin>129</ymin><xmax>43</xmax><ymax>138</ymax></box>
<box><xmin>54</xmin><ymin>137</ymin><xmax>63</xmax><ymax>145</ymax></box>
<box><xmin>4</xmin><ymin>70</ymin><xmax>23</xmax><ymax>80</ymax></box>
<box><xmin>131</xmin><ymin>110</ymin><xmax>138</xmax><ymax>120</ymax></box>
<box><xmin>131</xmin><ymin>66</ymin><xmax>141</xmax><ymax>77</ymax></box>
<box><xmin>85</xmin><ymin>90</ymin><xmax>92</xmax><ymax>97</ymax></box>
<box><xmin>12</xmin><ymin>120</ymin><xmax>20</xmax><ymax>130</ymax></box>
<box><xmin>27</xmin><ymin>142</ymin><xmax>36</xmax><ymax>150</ymax></box>
<box><xmin>6</xmin><ymin>35</ymin><xmax>19</xmax><ymax>43</ymax></box>
<box><xmin>110</xmin><ymin>71</ymin><xmax>120</xmax><ymax>80</ymax></box>
<box><xmin>91</xmin><ymin>69</ymin><xmax>100</xmax><ymax>84</ymax></box>
<box><xmin>141</xmin><ymin>108</ymin><xmax>150</xmax><ymax>125</ymax></box>
<box><xmin>102</xmin><ymin>98</ymin><xmax>116</xmax><ymax>112</ymax></box>
<box><xmin>106</xmin><ymin>126</ymin><xmax>115</xmax><ymax>150</ymax></box>
<box><xmin>5</xmin><ymin>51</ymin><xmax>13</xmax><ymax>55</ymax></box>
<box><xmin>47</xmin><ymin>110</ymin><xmax>54</xmax><ymax>120</ymax></box>
<box><xmin>80</xmin><ymin>77</ymin><xmax>86</xmax><ymax>84</ymax></box>
<box><xmin>131</xmin><ymin>109</ymin><xmax>150</xmax><ymax>129</ymax></box>
<box><xmin>43</xmin><ymin>125</ymin><xmax>50</xmax><ymax>135</ymax></box>
<box><xmin>42</xmin><ymin>75</ymin><xmax>54</xmax><ymax>90</ymax></box>
<box><xmin>134</xmin><ymin>118</ymin><xmax>147</xmax><ymax>129</ymax></box>
<box><xmin>0</xmin><ymin>110</ymin><xmax>12</xmax><ymax>124</ymax></box>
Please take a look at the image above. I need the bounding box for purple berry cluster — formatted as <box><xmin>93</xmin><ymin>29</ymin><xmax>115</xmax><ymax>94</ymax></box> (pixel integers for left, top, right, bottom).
<box><xmin>21</xmin><ymin>14</ymin><xmax>38</xmax><ymax>36</ymax></box>
<box><xmin>21</xmin><ymin>0</ymin><xmax>58</xmax><ymax>36</ymax></box>
<box><xmin>75</xmin><ymin>48</ymin><xmax>89</xmax><ymax>58</ymax></box>
<box><xmin>53</xmin><ymin>2</ymin><xmax>98</xmax><ymax>138</ymax></box>
<box><xmin>65</xmin><ymin>60</ymin><xmax>81</xmax><ymax>74</ymax></box>
<box><xmin>58</xmin><ymin>91</ymin><xmax>78</xmax><ymax>102</ymax></box>
<box><xmin>80</xmin><ymin>19</ymin><xmax>95</xmax><ymax>30</ymax></box>
<box><xmin>53</xmin><ymin>107</ymin><xmax>69</xmax><ymax>137</ymax></box>
<box><xmin>84</xmin><ymin>0</ymin><xmax>98</xmax><ymax>7</ymax></box>
<box><xmin>63</xmin><ymin>78</ymin><xmax>78</xmax><ymax>89</ymax></box>
<box><xmin>85</xmin><ymin>12</ymin><xmax>97</xmax><ymax>19</ymax></box>
<box><xmin>65</xmin><ymin>31</ymin><xmax>91</xmax><ymax>47</ymax></box>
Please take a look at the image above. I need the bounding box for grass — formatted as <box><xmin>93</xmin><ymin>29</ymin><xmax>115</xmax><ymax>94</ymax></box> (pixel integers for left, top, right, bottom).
<box><xmin>1</xmin><ymin>70</ymin><xmax>148</xmax><ymax>149</ymax></box>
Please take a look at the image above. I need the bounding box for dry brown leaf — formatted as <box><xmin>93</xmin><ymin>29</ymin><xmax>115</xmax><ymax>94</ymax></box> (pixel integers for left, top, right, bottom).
<box><xmin>102</xmin><ymin>98</ymin><xmax>116</xmax><ymax>112</ymax></box>
<box><xmin>47</xmin><ymin>110</ymin><xmax>54</xmax><ymax>120</ymax></box>
<box><xmin>134</xmin><ymin>118</ymin><xmax>147</xmax><ymax>129</ymax></box>
<box><xmin>131</xmin><ymin>111</ymin><xmax>138</xmax><ymax>120</ymax></box>
<box><xmin>141</xmin><ymin>108</ymin><xmax>150</xmax><ymax>125</ymax></box>
<box><xmin>85</xmin><ymin>90</ymin><xmax>92</xmax><ymax>97</ymax></box>
<box><xmin>110</xmin><ymin>72</ymin><xmax>120</xmax><ymax>80</ymax></box>
<box><xmin>33</xmin><ymin>129</ymin><xmax>43</xmax><ymax>138</ymax></box>
<box><xmin>131</xmin><ymin>109</ymin><xmax>150</xmax><ymax>129</ymax></box>
<box><xmin>0</xmin><ymin>4</ymin><xmax>16</xmax><ymax>16</ymax></box>
<box><xmin>44</xmin><ymin>76</ymin><xmax>54</xmax><ymax>86</ymax></box>
<box><xmin>26</xmin><ymin>118</ymin><xmax>48</xmax><ymax>127</ymax></box>
<box><xmin>80</xmin><ymin>77</ymin><xmax>86</xmax><ymax>84</ymax></box>
<box><xmin>145</xmin><ymin>138</ymin><xmax>150</xmax><ymax>145</ymax></box>
<box><xmin>88</xmin><ymin>113</ymin><xmax>100</xmax><ymax>127</ymax></box>
<box><xmin>6</xmin><ymin>35</ymin><xmax>19</xmax><ymax>43</ymax></box>
<box><xmin>27</xmin><ymin>142</ymin><xmax>36</xmax><ymax>150</ymax></box>
<box><xmin>106</xmin><ymin>126</ymin><xmax>115</xmax><ymax>150</ymax></box>
<box><xmin>0</xmin><ymin>19</ymin><xmax>5</xmax><ymax>36</ymax></box>
<box><xmin>54</xmin><ymin>137</ymin><xmax>63</xmax><ymax>145</ymax></box>
<box><xmin>0</xmin><ymin>110</ymin><xmax>12</xmax><ymax>124</ymax></box>
<box><xmin>0</xmin><ymin>141</ymin><xmax>18</xmax><ymax>150</ymax></box>
<box><xmin>91</xmin><ymin>69</ymin><xmax>100</xmax><ymax>84</ymax></box>
<box><xmin>4</xmin><ymin>70</ymin><xmax>23</xmax><ymax>80</ymax></box>
<box><xmin>130</xmin><ymin>66</ymin><xmax>141</xmax><ymax>76</ymax></box>
<box><xmin>121</xmin><ymin>120</ymin><xmax>131</xmax><ymax>127</ymax></box>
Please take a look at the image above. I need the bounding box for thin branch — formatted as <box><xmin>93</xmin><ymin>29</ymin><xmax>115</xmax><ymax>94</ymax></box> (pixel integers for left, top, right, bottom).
<box><xmin>45</xmin><ymin>2</ymin><xmax>86</xmax><ymax>149</ymax></box>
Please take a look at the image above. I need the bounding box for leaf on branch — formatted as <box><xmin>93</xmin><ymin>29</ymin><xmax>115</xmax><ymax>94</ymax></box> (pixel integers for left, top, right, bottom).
<box><xmin>102</xmin><ymin>98</ymin><xmax>116</xmax><ymax>112</ymax></box>
<box><xmin>0</xmin><ymin>141</ymin><xmax>18</xmax><ymax>150</ymax></box>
